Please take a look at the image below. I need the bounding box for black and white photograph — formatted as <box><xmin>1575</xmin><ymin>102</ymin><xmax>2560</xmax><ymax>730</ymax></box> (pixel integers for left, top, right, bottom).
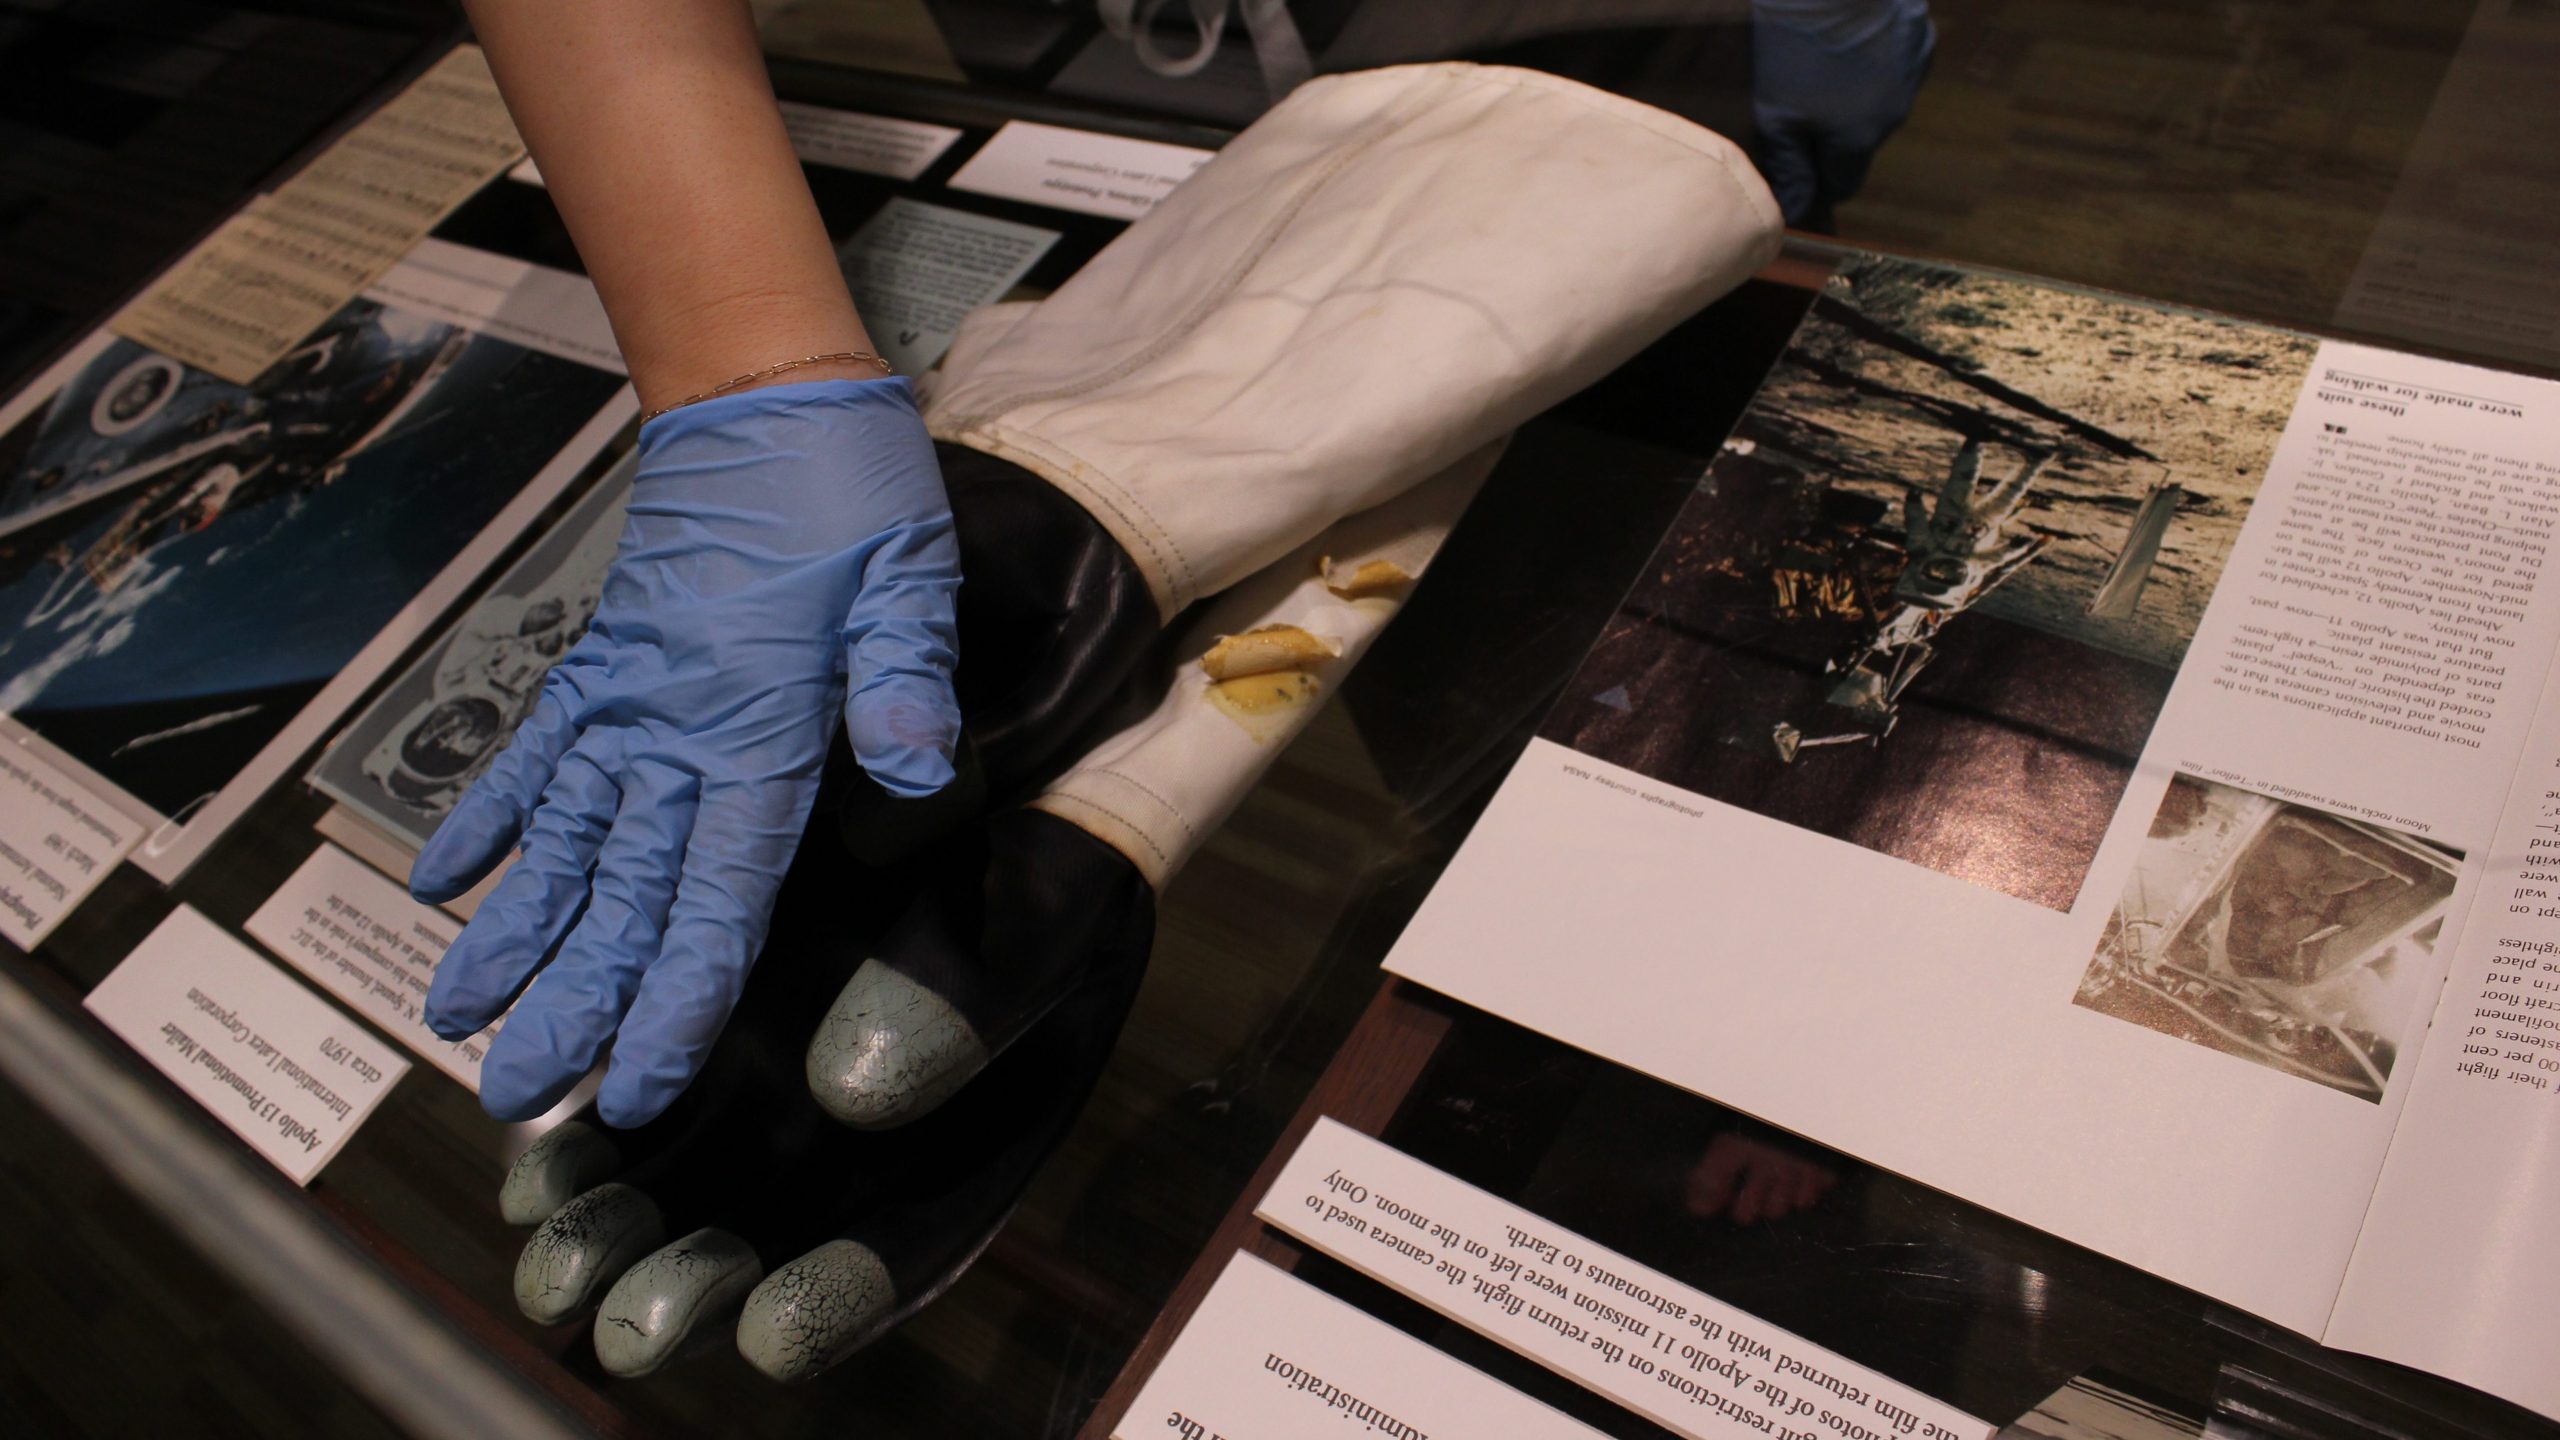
<box><xmin>310</xmin><ymin>453</ymin><xmax>632</xmax><ymax>852</ymax></box>
<box><xmin>1543</xmin><ymin>257</ymin><xmax>2318</xmax><ymax>909</ymax></box>
<box><xmin>2076</xmin><ymin>772</ymin><xmax>2459</xmax><ymax>1102</ymax></box>
<box><xmin>0</xmin><ymin>289</ymin><xmax>628</xmax><ymax>834</ymax></box>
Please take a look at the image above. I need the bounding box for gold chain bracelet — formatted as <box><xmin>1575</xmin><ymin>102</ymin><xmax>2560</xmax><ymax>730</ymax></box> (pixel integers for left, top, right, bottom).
<box><xmin>639</xmin><ymin>351</ymin><xmax>894</xmax><ymax>422</ymax></box>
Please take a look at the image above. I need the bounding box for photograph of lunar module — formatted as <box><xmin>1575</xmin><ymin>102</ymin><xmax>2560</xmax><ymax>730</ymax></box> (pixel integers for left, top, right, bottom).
<box><xmin>311</xmin><ymin>455</ymin><xmax>633</xmax><ymax>851</ymax></box>
<box><xmin>0</xmin><ymin>295</ymin><xmax>627</xmax><ymax>823</ymax></box>
<box><xmin>1777</xmin><ymin>436</ymin><xmax>2057</xmax><ymax>758</ymax></box>
<box><xmin>1545</xmin><ymin>258</ymin><xmax>2318</xmax><ymax>909</ymax></box>
<box><xmin>2076</xmin><ymin>774</ymin><xmax>2458</xmax><ymax>1102</ymax></box>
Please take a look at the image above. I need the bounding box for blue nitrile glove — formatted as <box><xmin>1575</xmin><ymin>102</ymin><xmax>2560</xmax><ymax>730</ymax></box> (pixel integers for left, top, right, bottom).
<box><xmin>412</xmin><ymin>377</ymin><xmax>961</xmax><ymax>1128</ymax></box>
<box><xmin>1751</xmin><ymin>0</ymin><xmax>1935</xmax><ymax>228</ymax></box>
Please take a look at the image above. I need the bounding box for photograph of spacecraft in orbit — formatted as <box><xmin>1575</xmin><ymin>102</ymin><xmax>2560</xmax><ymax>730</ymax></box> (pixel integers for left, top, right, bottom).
<box><xmin>0</xmin><ymin>295</ymin><xmax>626</xmax><ymax>821</ymax></box>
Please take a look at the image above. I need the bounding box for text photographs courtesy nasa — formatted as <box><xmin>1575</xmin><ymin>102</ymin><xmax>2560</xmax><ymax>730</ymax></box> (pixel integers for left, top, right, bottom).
<box><xmin>0</xmin><ymin>298</ymin><xmax>626</xmax><ymax>821</ymax></box>
<box><xmin>1544</xmin><ymin>258</ymin><xmax>2317</xmax><ymax>910</ymax></box>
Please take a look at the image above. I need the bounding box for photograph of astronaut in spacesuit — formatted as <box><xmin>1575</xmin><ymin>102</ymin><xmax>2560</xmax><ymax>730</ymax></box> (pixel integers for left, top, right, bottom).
<box><xmin>1782</xmin><ymin>435</ymin><xmax>2052</xmax><ymax>756</ymax></box>
<box><xmin>2076</xmin><ymin>772</ymin><xmax>2458</xmax><ymax>1101</ymax></box>
<box><xmin>1543</xmin><ymin>257</ymin><xmax>2316</xmax><ymax>910</ymax></box>
<box><xmin>0</xmin><ymin>296</ymin><xmax>627</xmax><ymax>821</ymax></box>
<box><xmin>310</xmin><ymin>456</ymin><xmax>631</xmax><ymax>850</ymax></box>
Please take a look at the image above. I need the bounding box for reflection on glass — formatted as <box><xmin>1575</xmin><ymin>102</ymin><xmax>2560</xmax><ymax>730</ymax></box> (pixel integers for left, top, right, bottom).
<box><xmin>1751</xmin><ymin>0</ymin><xmax>1936</xmax><ymax>229</ymax></box>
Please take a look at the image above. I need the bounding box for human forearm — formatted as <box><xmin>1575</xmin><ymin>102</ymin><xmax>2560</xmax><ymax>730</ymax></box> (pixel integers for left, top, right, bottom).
<box><xmin>465</xmin><ymin>0</ymin><xmax>875</xmax><ymax>410</ymax></box>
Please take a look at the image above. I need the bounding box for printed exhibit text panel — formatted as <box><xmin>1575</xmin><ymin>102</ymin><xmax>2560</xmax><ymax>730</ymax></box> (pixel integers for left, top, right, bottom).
<box><xmin>835</xmin><ymin>199</ymin><xmax>1058</xmax><ymax>375</ymax></box>
<box><xmin>2325</xmin><ymin>653</ymin><xmax>2560</xmax><ymax>1420</ymax></box>
<box><xmin>0</xmin><ymin>734</ymin><xmax>140</xmax><ymax>947</ymax></box>
<box><xmin>1257</xmin><ymin>1120</ymin><xmax>1992</xmax><ymax>1440</ymax></box>
<box><xmin>245</xmin><ymin>844</ymin><xmax>494</xmax><ymax>1090</ymax></box>
<box><xmin>948</xmin><ymin>121</ymin><xmax>1213</xmax><ymax>220</ymax></box>
<box><xmin>1385</xmin><ymin>339</ymin><xmax>2560</xmax><ymax>1337</ymax></box>
<box><xmin>1386</xmin><ymin>739</ymin><xmax>2402</xmax><ymax>1333</ymax></box>
<box><xmin>2151</xmin><ymin>342</ymin><xmax>2560</xmax><ymax>852</ymax></box>
<box><xmin>84</xmin><ymin>907</ymin><xmax>408</xmax><ymax>1184</ymax></box>
<box><xmin>110</xmin><ymin>46</ymin><xmax>526</xmax><ymax>384</ymax></box>
<box><xmin>509</xmin><ymin>101</ymin><xmax>962</xmax><ymax>186</ymax></box>
<box><xmin>1114</xmin><ymin>1253</ymin><xmax>1611</xmax><ymax>1440</ymax></box>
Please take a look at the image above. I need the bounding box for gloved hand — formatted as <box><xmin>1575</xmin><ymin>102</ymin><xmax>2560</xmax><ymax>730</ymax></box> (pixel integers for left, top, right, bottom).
<box><xmin>812</xmin><ymin>445</ymin><xmax>1500</xmax><ymax>1131</ymax></box>
<box><xmin>838</xmin><ymin>62</ymin><xmax>1777</xmax><ymax>863</ymax></box>
<box><xmin>495</xmin><ymin>806</ymin><xmax>1151</xmax><ymax>1383</ymax></box>
<box><xmin>499</xmin><ymin>439</ymin><xmax>1493</xmax><ymax>1385</ymax></box>
<box><xmin>1750</xmin><ymin>0</ymin><xmax>1936</xmax><ymax>228</ymax></box>
<box><xmin>413</xmin><ymin>376</ymin><xmax>962</xmax><ymax>1129</ymax></box>
<box><xmin>832</xmin><ymin>440</ymin><xmax>1157</xmax><ymax>864</ymax></box>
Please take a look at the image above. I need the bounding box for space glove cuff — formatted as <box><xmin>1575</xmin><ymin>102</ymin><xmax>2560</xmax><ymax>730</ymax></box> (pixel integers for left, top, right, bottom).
<box><xmin>924</xmin><ymin>61</ymin><xmax>1780</xmax><ymax>619</ymax></box>
<box><xmin>1030</xmin><ymin>438</ymin><xmax>1501</xmax><ymax>890</ymax></box>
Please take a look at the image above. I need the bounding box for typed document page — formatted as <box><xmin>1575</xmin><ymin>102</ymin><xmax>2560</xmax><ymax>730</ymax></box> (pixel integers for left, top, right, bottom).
<box><xmin>2163</xmin><ymin>342</ymin><xmax>2560</xmax><ymax>852</ymax></box>
<box><xmin>111</xmin><ymin>46</ymin><xmax>526</xmax><ymax>383</ymax></box>
<box><xmin>1385</xmin><ymin>340</ymin><xmax>2560</xmax><ymax>1339</ymax></box>
<box><xmin>2327</xmin><ymin>654</ymin><xmax>2560</xmax><ymax>1421</ymax></box>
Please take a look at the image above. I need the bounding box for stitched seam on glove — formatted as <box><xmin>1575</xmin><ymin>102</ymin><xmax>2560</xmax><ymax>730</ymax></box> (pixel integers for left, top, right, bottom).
<box><xmin>1079</xmin><ymin>767</ymin><xmax>1201</xmax><ymax>849</ymax></box>
<box><xmin>1034</xmin><ymin>791</ymin><xmax>1178</xmax><ymax>878</ymax></box>
<box><xmin>1449</xmin><ymin>65</ymin><xmax>1786</xmax><ymax>218</ymax></box>
<box><xmin>941</xmin><ymin>424</ymin><xmax>1193</xmax><ymax>616</ymax></box>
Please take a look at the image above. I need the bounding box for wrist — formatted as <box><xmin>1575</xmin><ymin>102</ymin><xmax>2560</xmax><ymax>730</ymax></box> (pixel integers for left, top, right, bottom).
<box><xmin>619</xmin><ymin>279</ymin><xmax>883</xmax><ymax>413</ymax></box>
<box><xmin>638</xmin><ymin>351</ymin><xmax>895</xmax><ymax>423</ymax></box>
<box><xmin>635</xmin><ymin>375</ymin><xmax>923</xmax><ymax>455</ymax></box>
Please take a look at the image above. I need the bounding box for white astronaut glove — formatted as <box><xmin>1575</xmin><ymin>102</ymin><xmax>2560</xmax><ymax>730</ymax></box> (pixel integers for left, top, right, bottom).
<box><xmin>926</xmin><ymin>61</ymin><xmax>1780</xmax><ymax>619</ymax></box>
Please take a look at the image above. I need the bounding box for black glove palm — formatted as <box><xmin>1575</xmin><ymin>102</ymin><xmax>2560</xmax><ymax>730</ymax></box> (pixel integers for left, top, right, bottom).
<box><xmin>501</xmin><ymin>807</ymin><xmax>1153</xmax><ymax>1382</ymax></box>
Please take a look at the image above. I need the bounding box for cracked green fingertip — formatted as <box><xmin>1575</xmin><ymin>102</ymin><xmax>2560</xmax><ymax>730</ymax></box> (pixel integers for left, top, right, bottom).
<box><xmin>499</xmin><ymin>1122</ymin><xmax>621</xmax><ymax>1225</ymax></box>
<box><xmin>805</xmin><ymin>960</ymin><xmax>988</xmax><ymax>1130</ymax></box>
<box><xmin>735</xmin><ymin>1241</ymin><xmax>896</xmax><ymax>1383</ymax></box>
<box><xmin>513</xmin><ymin>1183</ymin><xmax>664</xmax><ymax>1324</ymax></box>
<box><xmin>593</xmin><ymin>1228</ymin><xmax>764</xmax><ymax>1377</ymax></box>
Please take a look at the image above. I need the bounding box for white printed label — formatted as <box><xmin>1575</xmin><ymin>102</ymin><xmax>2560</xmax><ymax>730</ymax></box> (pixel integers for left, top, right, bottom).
<box><xmin>86</xmin><ymin>907</ymin><xmax>408</xmax><ymax>1184</ymax></box>
<box><xmin>838</xmin><ymin>198</ymin><xmax>1058</xmax><ymax>374</ymax></box>
<box><xmin>510</xmin><ymin>103</ymin><xmax>958</xmax><ymax>186</ymax></box>
<box><xmin>246</xmin><ymin>844</ymin><xmax>495</xmax><ymax>1090</ymax></box>
<box><xmin>1115</xmin><ymin>1252</ymin><xmax>1608</xmax><ymax>1440</ymax></box>
<box><xmin>947</xmin><ymin>120</ymin><xmax>1212</xmax><ymax>221</ymax></box>
<box><xmin>1257</xmin><ymin>1120</ymin><xmax>1993</xmax><ymax>1440</ymax></box>
<box><xmin>780</xmin><ymin>101</ymin><xmax>961</xmax><ymax>179</ymax></box>
<box><xmin>363</xmin><ymin>238</ymin><xmax>625</xmax><ymax>375</ymax></box>
<box><xmin>0</xmin><ymin>739</ymin><xmax>140</xmax><ymax>947</ymax></box>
